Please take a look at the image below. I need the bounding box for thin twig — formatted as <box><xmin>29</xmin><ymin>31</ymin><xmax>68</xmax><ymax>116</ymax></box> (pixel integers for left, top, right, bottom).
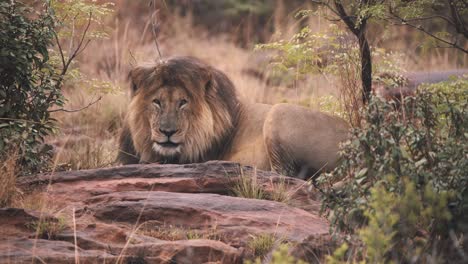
<box><xmin>128</xmin><ymin>49</ymin><xmax>137</xmax><ymax>67</ymax></box>
<box><xmin>0</xmin><ymin>118</ymin><xmax>47</xmax><ymax>125</ymax></box>
<box><xmin>150</xmin><ymin>0</ymin><xmax>163</xmax><ymax>59</ymax></box>
<box><xmin>386</xmin><ymin>8</ymin><xmax>468</xmax><ymax>54</ymax></box>
<box><xmin>61</xmin><ymin>12</ymin><xmax>93</xmax><ymax>75</ymax></box>
<box><xmin>53</xmin><ymin>32</ymin><xmax>66</xmax><ymax>71</ymax></box>
<box><xmin>48</xmin><ymin>96</ymin><xmax>102</xmax><ymax>113</ymax></box>
<box><xmin>151</xmin><ymin>12</ymin><xmax>163</xmax><ymax>59</ymax></box>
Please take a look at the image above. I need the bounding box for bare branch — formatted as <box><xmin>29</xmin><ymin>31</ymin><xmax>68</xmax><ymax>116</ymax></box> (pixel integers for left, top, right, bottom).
<box><xmin>402</xmin><ymin>15</ymin><xmax>456</xmax><ymax>27</ymax></box>
<box><xmin>388</xmin><ymin>14</ymin><xmax>468</xmax><ymax>53</ymax></box>
<box><xmin>128</xmin><ymin>49</ymin><xmax>137</xmax><ymax>67</ymax></box>
<box><xmin>48</xmin><ymin>96</ymin><xmax>102</xmax><ymax>113</ymax></box>
<box><xmin>150</xmin><ymin>1</ymin><xmax>163</xmax><ymax>59</ymax></box>
<box><xmin>75</xmin><ymin>12</ymin><xmax>93</xmax><ymax>54</ymax></box>
<box><xmin>311</xmin><ymin>0</ymin><xmax>340</xmax><ymax>17</ymax></box>
<box><xmin>0</xmin><ymin>118</ymin><xmax>46</xmax><ymax>125</ymax></box>
<box><xmin>61</xmin><ymin>11</ymin><xmax>93</xmax><ymax>76</ymax></box>
<box><xmin>53</xmin><ymin>31</ymin><xmax>66</xmax><ymax>71</ymax></box>
<box><xmin>68</xmin><ymin>12</ymin><xmax>79</xmax><ymax>58</ymax></box>
<box><xmin>75</xmin><ymin>39</ymin><xmax>91</xmax><ymax>57</ymax></box>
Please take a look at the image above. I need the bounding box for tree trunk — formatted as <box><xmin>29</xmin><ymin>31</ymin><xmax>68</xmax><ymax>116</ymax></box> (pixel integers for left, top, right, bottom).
<box><xmin>358</xmin><ymin>31</ymin><xmax>372</xmax><ymax>104</ymax></box>
<box><xmin>333</xmin><ymin>0</ymin><xmax>372</xmax><ymax>105</ymax></box>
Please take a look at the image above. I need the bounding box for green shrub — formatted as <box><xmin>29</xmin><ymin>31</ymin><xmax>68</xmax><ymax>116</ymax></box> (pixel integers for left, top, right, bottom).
<box><xmin>246</xmin><ymin>243</ymin><xmax>307</xmax><ymax>264</ymax></box>
<box><xmin>0</xmin><ymin>1</ymin><xmax>62</xmax><ymax>174</ymax></box>
<box><xmin>318</xmin><ymin>77</ymin><xmax>468</xmax><ymax>262</ymax></box>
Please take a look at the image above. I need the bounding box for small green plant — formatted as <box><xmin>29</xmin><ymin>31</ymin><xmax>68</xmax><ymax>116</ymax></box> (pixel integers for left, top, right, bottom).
<box><xmin>325</xmin><ymin>243</ymin><xmax>350</xmax><ymax>264</ymax></box>
<box><xmin>29</xmin><ymin>217</ymin><xmax>67</xmax><ymax>240</ymax></box>
<box><xmin>185</xmin><ymin>230</ymin><xmax>203</xmax><ymax>240</ymax></box>
<box><xmin>246</xmin><ymin>243</ymin><xmax>307</xmax><ymax>264</ymax></box>
<box><xmin>231</xmin><ymin>168</ymin><xmax>266</xmax><ymax>200</ymax></box>
<box><xmin>358</xmin><ymin>183</ymin><xmax>400</xmax><ymax>263</ymax></box>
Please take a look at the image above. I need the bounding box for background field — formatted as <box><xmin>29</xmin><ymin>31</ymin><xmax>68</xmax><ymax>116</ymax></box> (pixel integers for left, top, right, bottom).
<box><xmin>51</xmin><ymin>0</ymin><xmax>467</xmax><ymax>170</ymax></box>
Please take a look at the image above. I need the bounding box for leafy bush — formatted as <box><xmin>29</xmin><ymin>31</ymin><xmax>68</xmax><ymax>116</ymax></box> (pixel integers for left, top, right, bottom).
<box><xmin>0</xmin><ymin>1</ymin><xmax>62</xmax><ymax>174</ymax></box>
<box><xmin>318</xmin><ymin>77</ymin><xmax>468</xmax><ymax>262</ymax></box>
<box><xmin>256</xmin><ymin>24</ymin><xmax>405</xmax><ymax>127</ymax></box>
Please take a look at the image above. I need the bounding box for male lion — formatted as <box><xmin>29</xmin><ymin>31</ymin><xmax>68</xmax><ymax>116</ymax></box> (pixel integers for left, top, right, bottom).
<box><xmin>118</xmin><ymin>56</ymin><xmax>349</xmax><ymax>178</ymax></box>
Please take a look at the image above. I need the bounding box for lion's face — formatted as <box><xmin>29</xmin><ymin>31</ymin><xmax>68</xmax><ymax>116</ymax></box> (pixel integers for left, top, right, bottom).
<box><xmin>126</xmin><ymin>57</ymin><xmax>239</xmax><ymax>164</ymax></box>
<box><xmin>149</xmin><ymin>86</ymin><xmax>191</xmax><ymax>157</ymax></box>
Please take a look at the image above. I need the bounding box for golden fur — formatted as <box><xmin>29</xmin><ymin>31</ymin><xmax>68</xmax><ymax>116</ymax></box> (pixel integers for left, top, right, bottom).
<box><xmin>118</xmin><ymin>56</ymin><xmax>350</xmax><ymax>179</ymax></box>
<box><xmin>118</xmin><ymin>56</ymin><xmax>239</xmax><ymax>165</ymax></box>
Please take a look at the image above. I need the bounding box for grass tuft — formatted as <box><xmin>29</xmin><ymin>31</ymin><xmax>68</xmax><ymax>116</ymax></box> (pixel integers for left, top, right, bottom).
<box><xmin>248</xmin><ymin>233</ymin><xmax>278</xmax><ymax>258</ymax></box>
<box><xmin>267</xmin><ymin>176</ymin><xmax>291</xmax><ymax>203</ymax></box>
<box><xmin>138</xmin><ymin>222</ymin><xmax>220</xmax><ymax>241</ymax></box>
<box><xmin>28</xmin><ymin>217</ymin><xmax>67</xmax><ymax>240</ymax></box>
<box><xmin>0</xmin><ymin>149</ymin><xmax>19</xmax><ymax>207</ymax></box>
<box><xmin>231</xmin><ymin>168</ymin><xmax>266</xmax><ymax>200</ymax></box>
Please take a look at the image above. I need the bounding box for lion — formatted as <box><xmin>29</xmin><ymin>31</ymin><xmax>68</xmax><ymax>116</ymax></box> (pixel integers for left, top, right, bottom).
<box><xmin>117</xmin><ymin>56</ymin><xmax>350</xmax><ymax>179</ymax></box>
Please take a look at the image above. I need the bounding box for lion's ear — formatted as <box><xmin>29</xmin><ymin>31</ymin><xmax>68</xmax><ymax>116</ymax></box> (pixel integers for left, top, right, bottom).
<box><xmin>128</xmin><ymin>66</ymin><xmax>154</xmax><ymax>97</ymax></box>
<box><xmin>203</xmin><ymin>68</ymin><xmax>214</xmax><ymax>92</ymax></box>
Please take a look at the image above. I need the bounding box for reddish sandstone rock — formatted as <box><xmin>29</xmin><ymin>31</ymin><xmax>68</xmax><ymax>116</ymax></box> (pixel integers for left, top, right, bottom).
<box><xmin>1</xmin><ymin>161</ymin><xmax>331</xmax><ymax>263</ymax></box>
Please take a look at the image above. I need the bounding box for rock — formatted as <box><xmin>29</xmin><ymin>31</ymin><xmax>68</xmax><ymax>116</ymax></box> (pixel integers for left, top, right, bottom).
<box><xmin>2</xmin><ymin>161</ymin><xmax>333</xmax><ymax>263</ymax></box>
<box><xmin>375</xmin><ymin>69</ymin><xmax>468</xmax><ymax>101</ymax></box>
<box><xmin>89</xmin><ymin>191</ymin><xmax>328</xmax><ymax>248</ymax></box>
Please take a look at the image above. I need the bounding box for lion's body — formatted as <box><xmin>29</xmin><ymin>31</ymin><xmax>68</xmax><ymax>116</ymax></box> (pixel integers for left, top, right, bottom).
<box><xmin>118</xmin><ymin>56</ymin><xmax>349</xmax><ymax>178</ymax></box>
<box><xmin>222</xmin><ymin>102</ymin><xmax>272</xmax><ymax>170</ymax></box>
<box><xmin>222</xmin><ymin>102</ymin><xmax>349</xmax><ymax>177</ymax></box>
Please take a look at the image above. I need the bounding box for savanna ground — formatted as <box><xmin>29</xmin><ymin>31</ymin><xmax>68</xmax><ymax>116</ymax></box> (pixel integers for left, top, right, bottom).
<box><xmin>1</xmin><ymin>0</ymin><xmax>467</xmax><ymax>263</ymax></box>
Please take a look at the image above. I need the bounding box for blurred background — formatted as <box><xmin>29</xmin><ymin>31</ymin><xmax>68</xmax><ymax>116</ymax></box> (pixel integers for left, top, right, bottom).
<box><xmin>48</xmin><ymin>0</ymin><xmax>467</xmax><ymax>170</ymax></box>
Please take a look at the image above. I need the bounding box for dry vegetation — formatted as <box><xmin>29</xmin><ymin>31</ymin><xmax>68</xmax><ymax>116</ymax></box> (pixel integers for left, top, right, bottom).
<box><xmin>48</xmin><ymin>1</ymin><xmax>466</xmax><ymax>170</ymax></box>
<box><xmin>3</xmin><ymin>1</ymin><xmax>466</xmax><ymax>263</ymax></box>
<box><xmin>0</xmin><ymin>149</ymin><xmax>19</xmax><ymax>207</ymax></box>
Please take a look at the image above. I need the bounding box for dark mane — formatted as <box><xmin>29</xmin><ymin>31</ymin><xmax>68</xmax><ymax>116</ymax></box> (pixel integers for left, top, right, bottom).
<box><xmin>157</xmin><ymin>56</ymin><xmax>241</xmax><ymax>161</ymax></box>
<box><xmin>117</xmin><ymin>56</ymin><xmax>241</xmax><ymax>164</ymax></box>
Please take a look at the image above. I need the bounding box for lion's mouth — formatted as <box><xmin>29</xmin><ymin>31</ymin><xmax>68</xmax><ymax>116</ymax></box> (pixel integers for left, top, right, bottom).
<box><xmin>156</xmin><ymin>141</ymin><xmax>180</xmax><ymax>148</ymax></box>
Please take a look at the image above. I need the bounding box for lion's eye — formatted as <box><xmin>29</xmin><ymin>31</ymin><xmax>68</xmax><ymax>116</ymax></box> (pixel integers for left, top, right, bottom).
<box><xmin>179</xmin><ymin>99</ymin><xmax>188</xmax><ymax>109</ymax></box>
<box><xmin>153</xmin><ymin>99</ymin><xmax>161</xmax><ymax>108</ymax></box>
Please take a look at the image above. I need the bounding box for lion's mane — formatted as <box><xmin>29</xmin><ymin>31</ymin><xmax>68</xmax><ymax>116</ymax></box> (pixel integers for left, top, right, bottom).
<box><xmin>117</xmin><ymin>56</ymin><xmax>240</xmax><ymax>164</ymax></box>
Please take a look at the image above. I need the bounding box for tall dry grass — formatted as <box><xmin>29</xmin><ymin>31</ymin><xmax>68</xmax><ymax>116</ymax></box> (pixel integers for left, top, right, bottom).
<box><xmin>49</xmin><ymin>1</ymin><xmax>466</xmax><ymax>170</ymax></box>
<box><xmin>0</xmin><ymin>149</ymin><xmax>19</xmax><ymax>207</ymax></box>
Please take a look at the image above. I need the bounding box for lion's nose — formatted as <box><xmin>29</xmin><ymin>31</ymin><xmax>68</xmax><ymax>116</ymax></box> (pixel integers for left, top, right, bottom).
<box><xmin>160</xmin><ymin>128</ymin><xmax>178</xmax><ymax>138</ymax></box>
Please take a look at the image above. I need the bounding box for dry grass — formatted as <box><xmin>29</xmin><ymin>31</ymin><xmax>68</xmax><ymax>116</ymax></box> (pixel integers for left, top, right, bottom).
<box><xmin>231</xmin><ymin>168</ymin><xmax>266</xmax><ymax>200</ymax></box>
<box><xmin>6</xmin><ymin>3</ymin><xmax>464</xmax><ymax>264</ymax></box>
<box><xmin>231</xmin><ymin>169</ymin><xmax>294</xmax><ymax>203</ymax></box>
<box><xmin>27</xmin><ymin>216</ymin><xmax>67</xmax><ymax>240</ymax></box>
<box><xmin>268</xmin><ymin>176</ymin><xmax>291</xmax><ymax>204</ymax></box>
<box><xmin>247</xmin><ymin>233</ymin><xmax>280</xmax><ymax>258</ymax></box>
<box><xmin>47</xmin><ymin>1</ymin><xmax>465</xmax><ymax>171</ymax></box>
<box><xmin>137</xmin><ymin>222</ymin><xmax>220</xmax><ymax>241</ymax></box>
<box><xmin>0</xmin><ymin>149</ymin><xmax>19</xmax><ymax>207</ymax></box>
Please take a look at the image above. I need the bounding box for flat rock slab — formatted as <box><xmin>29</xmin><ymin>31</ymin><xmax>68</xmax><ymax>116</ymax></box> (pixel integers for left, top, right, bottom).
<box><xmin>2</xmin><ymin>161</ymin><xmax>331</xmax><ymax>263</ymax></box>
